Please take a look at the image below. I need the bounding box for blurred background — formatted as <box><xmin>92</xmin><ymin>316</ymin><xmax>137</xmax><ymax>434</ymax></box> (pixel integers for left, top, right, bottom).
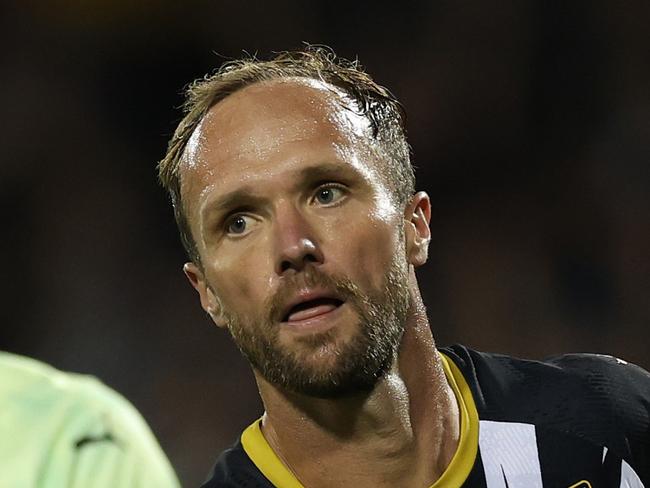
<box><xmin>1</xmin><ymin>1</ymin><xmax>648</xmax><ymax>485</ymax></box>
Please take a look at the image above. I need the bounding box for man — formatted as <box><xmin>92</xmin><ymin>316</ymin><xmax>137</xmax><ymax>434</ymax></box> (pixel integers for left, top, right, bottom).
<box><xmin>158</xmin><ymin>47</ymin><xmax>649</xmax><ymax>487</ymax></box>
<box><xmin>0</xmin><ymin>351</ymin><xmax>180</xmax><ymax>487</ymax></box>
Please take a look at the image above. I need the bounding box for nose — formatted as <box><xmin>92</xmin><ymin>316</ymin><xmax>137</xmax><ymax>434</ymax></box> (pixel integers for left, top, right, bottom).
<box><xmin>273</xmin><ymin>204</ymin><xmax>324</xmax><ymax>275</ymax></box>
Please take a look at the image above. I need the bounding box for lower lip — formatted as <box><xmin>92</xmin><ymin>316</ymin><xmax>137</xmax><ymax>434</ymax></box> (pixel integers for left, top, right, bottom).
<box><xmin>280</xmin><ymin>302</ymin><xmax>346</xmax><ymax>332</ymax></box>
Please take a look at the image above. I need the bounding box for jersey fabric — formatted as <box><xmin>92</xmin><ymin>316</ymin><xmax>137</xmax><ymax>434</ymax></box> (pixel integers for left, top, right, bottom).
<box><xmin>0</xmin><ymin>351</ymin><xmax>180</xmax><ymax>488</ymax></box>
<box><xmin>200</xmin><ymin>344</ymin><xmax>650</xmax><ymax>487</ymax></box>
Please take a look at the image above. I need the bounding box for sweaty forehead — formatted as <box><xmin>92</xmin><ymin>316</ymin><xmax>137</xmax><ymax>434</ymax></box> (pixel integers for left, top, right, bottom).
<box><xmin>214</xmin><ymin>77</ymin><xmax>367</xmax><ymax>135</ymax></box>
<box><xmin>180</xmin><ymin>78</ymin><xmax>372</xmax><ymax>179</ymax></box>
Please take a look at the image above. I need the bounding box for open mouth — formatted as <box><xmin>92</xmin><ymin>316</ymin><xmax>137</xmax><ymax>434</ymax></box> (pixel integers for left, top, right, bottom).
<box><xmin>283</xmin><ymin>297</ymin><xmax>344</xmax><ymax>323</ymax></box>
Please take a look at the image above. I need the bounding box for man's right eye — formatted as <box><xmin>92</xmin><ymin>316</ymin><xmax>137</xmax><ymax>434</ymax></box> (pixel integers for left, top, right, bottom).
<box><xmin>225</xmin><ymin>215</ymin><xmax>251</xmax><ymax>235</ymax></box>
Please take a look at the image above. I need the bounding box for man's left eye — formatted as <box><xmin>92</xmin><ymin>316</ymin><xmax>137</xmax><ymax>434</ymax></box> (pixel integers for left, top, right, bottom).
<box><xmin>314</xmin><ymin>186</ymin><xmax>345</xmax><ymax>205</ymax></box>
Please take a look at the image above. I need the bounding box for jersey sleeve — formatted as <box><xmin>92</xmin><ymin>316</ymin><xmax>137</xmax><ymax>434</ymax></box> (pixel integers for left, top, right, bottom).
<box><xmin>37</xmin><ymin>375</ymin><xmax>181</xmax><ymax>488</ymax></box>
<box><xmin>0</xmin><ymin>352</ymin><xmax>180</xmax><ymax>487</ymax></box>
<box><xmin>544</xmin><ymin>353</ymin><xmax>650</xmax><ymax>482</ymax></box>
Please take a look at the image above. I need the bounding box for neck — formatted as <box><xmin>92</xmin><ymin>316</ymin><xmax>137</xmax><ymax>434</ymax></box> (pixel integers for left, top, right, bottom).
<box><xmin>255</xmin><ymin>272</ymin><xmax>460</xmax><ymax>488</ymax></box>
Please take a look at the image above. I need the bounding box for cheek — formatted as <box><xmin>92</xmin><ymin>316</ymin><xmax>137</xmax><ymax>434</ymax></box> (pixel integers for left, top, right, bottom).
<box><xmin>332</xmin><ymin>215</ymin><xmax>402</xmax><ymax>290</ymax></box>
<box><xmin>205</xmin><ymin>246</ymin><xmax>273</xmax><ymax>312</ymax></box>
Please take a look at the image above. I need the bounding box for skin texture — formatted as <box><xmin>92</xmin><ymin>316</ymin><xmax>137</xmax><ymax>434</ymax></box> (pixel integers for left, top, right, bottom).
<box><xmin>180</xmin><ymin>78</ymin><xmax>460</xmax><ymax>487</ymax></box>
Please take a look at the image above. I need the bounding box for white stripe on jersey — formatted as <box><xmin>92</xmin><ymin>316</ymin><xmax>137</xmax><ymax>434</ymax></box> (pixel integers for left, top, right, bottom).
<box><xmin>620</xmin><ymin>459</ymin><xmax>645</xmax><ymax>488</ymax></box>
<box><xmin>478</xmin><ymin>420</ymin><xmax>544</xmax><ymax>488</ymax></box>
<box><xmin>477</xmin><ymin>420</ymin><xmax>646</xmax><ymax>488</ymax></box>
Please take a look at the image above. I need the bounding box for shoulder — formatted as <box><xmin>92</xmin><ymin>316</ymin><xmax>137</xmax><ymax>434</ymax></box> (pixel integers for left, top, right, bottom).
<box><xmin>0</xmin><ymin>351</ymin><xmax>179</xmax><ymax>487</ymax></box>
<box><xmin>0</xmin><ymin>350</ymin><xmax>151</xmax><ymax>442</ymax></box>
<box><xmin>442</xmin><ymin>345</ymin><xmax>650</xmax><ymax>469</ymax></box>
<box><xmin>441</xmin><ymin>344</ymin><xmax>650</xmax><ymax>404</ymax></box>
<box><xmin>0</xmin><ymin>351</ymin><xmax>101</xmax><ymax>422</ymax></box>
<box><xmin>0</xmin><ymin>350</ymin><xmax>127</xmax><ymax>410</ymax></box>
<box><xmin>442</xmin><ymin>345</ymin><xmax>649</xmax><ymax>422</ymax></box>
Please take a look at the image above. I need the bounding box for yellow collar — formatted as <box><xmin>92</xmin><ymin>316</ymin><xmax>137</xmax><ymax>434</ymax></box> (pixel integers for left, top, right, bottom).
<box><xmin>241</xmin><ymin>352</ymin><xmax>479</xmax><ymax>487</ymax></box>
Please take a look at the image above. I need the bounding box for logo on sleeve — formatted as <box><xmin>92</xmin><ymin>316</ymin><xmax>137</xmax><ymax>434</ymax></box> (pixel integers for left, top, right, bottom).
<box><xmin>74</xmin><ymin>431</ymin><xmax>118</xmax><ymax>450</ymax></box>
<box><xmin>567</xmin><ymin>481</ymin><xmax>592</xmax><ymax>488</ymax></box>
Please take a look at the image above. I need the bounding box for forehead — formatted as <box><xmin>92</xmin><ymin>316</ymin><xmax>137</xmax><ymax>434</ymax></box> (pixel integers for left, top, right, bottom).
<box><xmin>201</xmin><ymin>78</ymin><xmax>369</xmax><ymax>153</ymax></box>
<box><xmin>179</xmin><ymin>78</ymin><xmax>377</xmax><ymax>201</ymax></box>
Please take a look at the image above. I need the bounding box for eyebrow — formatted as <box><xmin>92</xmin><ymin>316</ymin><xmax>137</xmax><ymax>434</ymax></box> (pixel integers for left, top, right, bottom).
<box><xmin>203</xmin><ymin>161</ymin><xmax>359</xmax><ymax>218</ymax></box>
<box><xmin>204</xmin><ymin>187</ymin><xmax>266</xmax><ymax>218</ymax></box>
<box><xmin>296</xmin><ymin>162</ymin><xmax>355</xmax><ymax>183</ymax></box>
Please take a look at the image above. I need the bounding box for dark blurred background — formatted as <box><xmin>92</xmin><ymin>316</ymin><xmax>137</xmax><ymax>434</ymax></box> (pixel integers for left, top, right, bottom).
<box><xmin>1</xmin><ymin>1</ymin><xmax>648</xmax><ymax>485</ymax></box>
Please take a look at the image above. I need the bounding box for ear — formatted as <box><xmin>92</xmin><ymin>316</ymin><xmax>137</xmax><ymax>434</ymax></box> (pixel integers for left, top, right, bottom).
<box><xmin>183</xmin><ymin>262</ymin><xmax>228</xmax><ymax>328</ymax></box>
<box><xmin>403</xmin><ymin>191</ymin><xmax>432</xmax><ymax>267</ymax></box>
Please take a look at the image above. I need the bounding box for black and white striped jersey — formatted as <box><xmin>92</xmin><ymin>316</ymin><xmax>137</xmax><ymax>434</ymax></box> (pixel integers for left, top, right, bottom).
<box><xmin>201</xmin><ymin>345</ymin><xmax>650</xmax><ymax>487</ymax></box>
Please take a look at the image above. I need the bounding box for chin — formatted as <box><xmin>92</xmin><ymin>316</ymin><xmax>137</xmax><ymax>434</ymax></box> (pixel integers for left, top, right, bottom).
<box><xmin>275</xmin><ymin>339</ymin><xmax>392</xmax><ymax>399</ymax></box>
<box><xmin>285</xmin><ymin>363</ymin><xmax>384</xmax><ymax>399</ymax></box>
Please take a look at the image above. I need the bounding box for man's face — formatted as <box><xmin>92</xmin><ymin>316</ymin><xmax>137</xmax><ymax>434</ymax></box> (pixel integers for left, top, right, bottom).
<box><xmin>180</xmin><ymin>79</ymin><xmax>414</xmax><ymax>398</ymax></box>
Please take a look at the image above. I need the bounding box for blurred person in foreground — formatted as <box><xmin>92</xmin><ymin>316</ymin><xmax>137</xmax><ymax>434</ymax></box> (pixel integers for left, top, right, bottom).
<box><xmin>0</xmin><ymin>351</ymin><xmax>180</xmax><ymax>487</ymax></box>
<box><xmin>158</xmin><ymin>47</ymin><xmax>649</xmax><ymax>487</ymax></box>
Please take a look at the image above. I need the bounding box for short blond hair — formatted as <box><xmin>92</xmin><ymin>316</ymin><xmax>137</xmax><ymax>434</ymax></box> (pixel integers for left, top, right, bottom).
<box><xmin>158</xmin><ymin>46</ymin><xmax>414</xmax><ymax>264</ymax></box>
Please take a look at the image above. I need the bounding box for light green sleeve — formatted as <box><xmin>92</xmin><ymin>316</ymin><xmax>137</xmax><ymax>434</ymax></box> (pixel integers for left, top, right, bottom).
<box><xmin>0</xmin><ymin>352</ymin><xmax>181</xmax><ymax>488</ymax></box>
